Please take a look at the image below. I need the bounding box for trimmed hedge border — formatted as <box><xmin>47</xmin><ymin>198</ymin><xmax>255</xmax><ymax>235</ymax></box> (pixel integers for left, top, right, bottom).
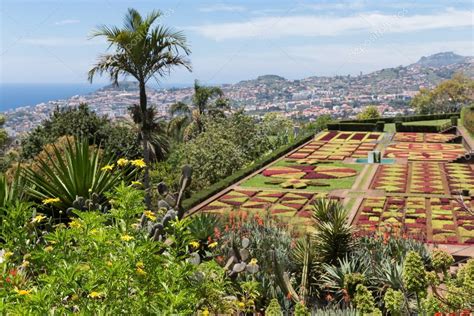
<box><xmin>327</xmin><ymin>123</ymin><xmax>377</xmax><ymax>131</ymax></box>
<box><xmin>182</xmin><ymin>133</ymin><xmax>315</xmax><ymax>210</ymax></box>
<box><xmin>395</xmin><ymin>121</ymin><xmax>453</xmax><ymax>133</ymax></box>
<box><xmin>340</xmin><ymin>112</ymin><xmax>460</xmax><ymax>124</ymax></box>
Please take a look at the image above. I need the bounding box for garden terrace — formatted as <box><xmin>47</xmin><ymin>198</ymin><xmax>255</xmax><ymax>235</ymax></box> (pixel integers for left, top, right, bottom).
<box><xmin>191</xmin><ymin>128</ymin><xmax>474</xmax><ymax>256</ymax></box>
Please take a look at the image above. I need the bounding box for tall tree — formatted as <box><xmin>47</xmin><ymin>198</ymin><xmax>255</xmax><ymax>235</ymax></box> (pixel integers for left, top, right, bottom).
<box><xmin>88</xmin><ymin>8</ymin><xmax>191</xmax><ymax>207</ymax></box>
<box><xmin>169</xmin><ymin>80</ymin><xmax>229</xmax><ymax>141</ymax></box>
<box><xmin>357</xmin><ymin>105</ymin><xmax>380</xmax><ymax>120</ymax></box>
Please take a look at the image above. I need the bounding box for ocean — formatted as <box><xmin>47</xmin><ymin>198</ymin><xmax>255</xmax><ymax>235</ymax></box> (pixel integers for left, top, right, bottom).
<box><xmin>0</xmin><ymin>82</ymin><xmax>193</xmax><ymax>112</ymax></box>
<box><xmin>0</xmin><ymin>83</ymin><xmax>102</xmax><ymax>112</ymax></box>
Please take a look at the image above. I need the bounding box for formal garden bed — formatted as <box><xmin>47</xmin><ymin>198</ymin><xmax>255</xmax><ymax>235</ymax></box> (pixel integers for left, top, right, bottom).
<box><xmin>393</xmin><ymin>132</ymin><xmax>458</xmax><ymax>143</ymax></box>
<box><xmin>384</xmin><ymin>142</ymin><xmax>466</xmax><ymax>161</ymax></box>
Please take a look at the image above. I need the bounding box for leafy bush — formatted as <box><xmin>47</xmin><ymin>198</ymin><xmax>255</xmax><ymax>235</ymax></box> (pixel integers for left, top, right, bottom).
<box><xmin>0</xmin><ymin>185</ymin><xmax>235</xmax><ymax>314</ymax></box>
<box><xmin>20</xmin><ymin>104</ymin><xmax>141</xmax><ymax>160</ymax></box>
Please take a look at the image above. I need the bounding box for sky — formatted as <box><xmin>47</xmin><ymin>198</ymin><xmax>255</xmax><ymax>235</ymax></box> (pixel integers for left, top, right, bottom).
<box><xmin>1</xmin><ymin>0</ymin><xmax>473</xmax><ymax>85</ymax></box>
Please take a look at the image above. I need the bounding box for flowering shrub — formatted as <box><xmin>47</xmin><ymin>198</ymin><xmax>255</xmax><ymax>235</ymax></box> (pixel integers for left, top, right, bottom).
<box><xmin>0</xmin><ymin>185</ymin><xmax>235</xmax><ymax>314</ymax></box>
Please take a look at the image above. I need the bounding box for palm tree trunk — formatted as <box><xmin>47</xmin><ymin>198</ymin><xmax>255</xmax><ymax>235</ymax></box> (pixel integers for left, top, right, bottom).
<box><xmin>139</xmin><ymin>81</ymin><xmax>152</xmax><ymax>209</ymax></box>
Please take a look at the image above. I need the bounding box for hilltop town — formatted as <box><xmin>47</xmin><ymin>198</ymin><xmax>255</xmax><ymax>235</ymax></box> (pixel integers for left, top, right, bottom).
<box><xmin>4</xmin><ymin>52</ymin><xmax>473</xmax><ymax>137</ymax></box>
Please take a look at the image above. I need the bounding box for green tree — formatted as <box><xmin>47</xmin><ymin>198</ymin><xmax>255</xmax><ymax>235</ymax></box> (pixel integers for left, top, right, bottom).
<box><xmin>356</xmin><ymin>106</ymin><xmax>380</xmax><ymax>120</ymax></box>
<box><xmin>411</xmin><ymin>73</ymin><xmax>474</xmax><ymax>114</ymax></box>
<box><xmin>169</xmin><ymin>80</ymin><xmax>229</xmax><ymax>141</ymax></box>
<box><xmin>89</xmin><ymin>8</ymin><xmax>191</xmax><ymax>207</ymax></box>
<box><xmin>21</xmin><ymin>104</ymin><xmax>114</xmax><ymax>159</ymax></box>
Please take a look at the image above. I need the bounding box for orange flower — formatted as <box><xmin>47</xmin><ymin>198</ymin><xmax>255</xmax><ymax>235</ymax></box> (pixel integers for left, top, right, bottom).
<box><xmin>286</xmin><ymin>292</ymin><xmax>292</xmax><ymax>300</ymax></box>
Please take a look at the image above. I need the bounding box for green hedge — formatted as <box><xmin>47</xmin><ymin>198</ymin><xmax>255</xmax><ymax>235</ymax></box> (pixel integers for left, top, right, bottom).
<box><xmin>182</xmin><ymin>133</ymin><xmax>314</xmax><ymax>211</ymax></box>
<box><xmin>395</xmin><ymin>121</ymin><xmax>453</xmax><ymax>133</ymax></box>
<box><xmin>461</xmin><ymin>105</ymin><xmax>474</xmax><ymax>134</ymax></box>
<box><xmin>340</xmin><ymin>112</ymin><xmax>460</xmax><ymax>124</ymax></box>
<box><xmin>327</xmin><ymin>123</ymin><xmax>377</xmax><ymax>131</ymax></box>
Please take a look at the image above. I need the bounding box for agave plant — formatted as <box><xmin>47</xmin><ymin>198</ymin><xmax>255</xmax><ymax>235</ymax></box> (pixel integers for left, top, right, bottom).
<box><xmin>188</xmin><ymin>213</ymin><xmax>222</xmax><ymax>242</ymax></box>
<box><xmin>22</xmin><ymin>138</ymin><xmax>135</xmax><ymax>216</ymax></box>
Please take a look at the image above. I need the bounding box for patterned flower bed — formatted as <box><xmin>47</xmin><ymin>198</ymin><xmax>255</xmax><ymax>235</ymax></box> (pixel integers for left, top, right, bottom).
<box><xmin>199</xmin><ymin>189</ymin><xmax>331</xmax><ymax>228</ymax></box>
<box><xmin>370</xmin><ymin>164</ymin><xmax>408</xmax><ymax>193</ymax></box>
<box><xmin>384</xmin><ymin>143</ymin><xmax>466</xmax><ymax>161</ymax></box>
<box><xmin>315</xmin><ymin>131</ymin><xmax>383</xmax><ymax>143</ymax></box>
<box><xmin>354</xmin><ymin>196</ymin><xmax>474</xmax><ymax>245</ymax></box>
<box><xmin>287</xmin><ymin>141</ymin><xmax>377</xmax><ymax>161</ymax></box>
<box><xmin>410</xmin><ymin>162</ymin><xmax>446</xmax><ymax>194</ymax></box>
<box><xmin>394</xmin><ymin>133</ymin><xmax>457</xmax><ymax>143</ymax></box>
<box><xmin>241</xmin><ymin>161</ymin><xmax>362</xmax><ymax>191</ymax></box>
<box><xmin>444</xmin><ymin>163</ymin><xmax>474</xmax><ymax>194</ymax></box>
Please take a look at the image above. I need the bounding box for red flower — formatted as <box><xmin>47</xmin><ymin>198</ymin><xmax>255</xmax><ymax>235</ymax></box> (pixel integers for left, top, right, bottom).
<box><xmin>286</xmin><ymin>292</ymin><xmax>292</xmax><ymax>300</ymax></box>
<box><xmin>214</xmin><ymin>227</ymin><xmax>221</xmax><ymax>239</ymax></box>
<box><xmin>325</xmin><ymin>294</ymin><xmax>334</xmax><ymax>302</ymax></box>
<box><xmin>224</xmin><ymin>225</ymin><xmax>229</xmax><ymax>232</ymax></box>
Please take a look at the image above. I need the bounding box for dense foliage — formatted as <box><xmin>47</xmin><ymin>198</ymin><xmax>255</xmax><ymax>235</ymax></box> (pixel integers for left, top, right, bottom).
<box><xmin>411</xmin><ymin>73</ymin><xmax>474</xmax><ymax>114</ymax></box>
<box><xmin>356</xmin><ymin>106</ymin><xmax>380</xmax><ymax>120</ymax></box>
<box><xmin>20</xmin><ymin>104</ymin><xmax>141</xmax><ymax>160</ymax></box>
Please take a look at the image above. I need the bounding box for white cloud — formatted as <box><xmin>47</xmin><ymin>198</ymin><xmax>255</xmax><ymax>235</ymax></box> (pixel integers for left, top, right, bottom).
<box><xmin>199</xmin><ymin>4</ymin><xmax>246</xmax><ymax>13</ymax></box>
<box><xmin>189</xmin><ymin>9</ymin><xmax>473</xmax><ymax>40</ymax></box>
<box><xmin>54</xmin><ymin>19</ymin><xmax>80</xmax><ymax>25</ymax></box>
<box><xmin>19</xmin><ymin>37</ymin><xmax>102</xmax><ymax>47</ymax></box>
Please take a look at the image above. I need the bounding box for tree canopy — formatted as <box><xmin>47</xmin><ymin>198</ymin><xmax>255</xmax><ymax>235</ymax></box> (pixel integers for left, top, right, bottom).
<box><xmin>411</xmin><ymin>73</ymin><xmax>474</xmax><ymax>114</ymax></box>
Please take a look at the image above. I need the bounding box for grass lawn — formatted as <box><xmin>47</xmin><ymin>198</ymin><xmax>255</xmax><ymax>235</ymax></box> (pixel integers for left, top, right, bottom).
<box><xmin>384</xmin><ymin>119</ymin><xmax>450</xmax><ymax>132</ymax></box>
<box><xmin>239</xmin><ymin>160</ymin><xmax>364</xmax><ymax>192</ymax></box>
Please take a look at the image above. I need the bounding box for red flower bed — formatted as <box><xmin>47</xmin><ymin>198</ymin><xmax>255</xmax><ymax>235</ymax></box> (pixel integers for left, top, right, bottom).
<box><xmin>319</xmin><ymin>131</ymin><xmax>339</xmax><ymax>141</ymax></box>
<box><xmin>350</xmin><ymin>133</ymin><xmax>366</xmax><ymax>140</ymax></box>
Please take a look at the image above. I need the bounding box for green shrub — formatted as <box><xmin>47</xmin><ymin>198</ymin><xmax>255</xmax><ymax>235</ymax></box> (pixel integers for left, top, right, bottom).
<box><xmin>0</xmin><ymin>185</ymin><xmax>236</xmax><ymax>314</ymax></box>
<box><xmin>182</xmin><ymin>133</ymin><xmax>313</xmax><ymax>210</ymax></box>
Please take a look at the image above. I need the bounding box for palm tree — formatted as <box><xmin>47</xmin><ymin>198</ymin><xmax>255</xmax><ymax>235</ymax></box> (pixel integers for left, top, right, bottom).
<box><xmin>88</xmin><ymin>8</ymin><xmax>191</xmax><ymax>207</ymax></box>
<box><xmin>169</xmin><ymin>80</ymin><xmax>229</xmax><ymax>141</ymax></box>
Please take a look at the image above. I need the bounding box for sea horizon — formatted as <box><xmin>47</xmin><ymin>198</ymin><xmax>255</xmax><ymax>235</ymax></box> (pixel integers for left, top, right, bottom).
<box><xmin>0</xmin><ymin>82</ymin><xmax>195</xmax><ymax>112</ymax></box>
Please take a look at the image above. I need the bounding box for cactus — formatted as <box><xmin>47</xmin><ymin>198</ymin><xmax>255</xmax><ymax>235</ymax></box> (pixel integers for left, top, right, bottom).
<box><xmin>67</xmin><ymin>193</ymin><xmax>106</xmax><ymax>214</ymax></box>
<box><xmin>222</xmin><ymin>237</ymin><xmax>259</xmax><ymax>278</ymax></box>
<box><xmin>143</xmin><ymin>165</ymin><xmax>192</xmax><ymax>241</ymax></box>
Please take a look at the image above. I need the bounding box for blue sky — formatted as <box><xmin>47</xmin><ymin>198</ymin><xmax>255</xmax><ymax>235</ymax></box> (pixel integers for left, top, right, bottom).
<box><xmin>1</xmin><ymin>0</ymin><xmax>473</xmax><ymax>85</ymax></box>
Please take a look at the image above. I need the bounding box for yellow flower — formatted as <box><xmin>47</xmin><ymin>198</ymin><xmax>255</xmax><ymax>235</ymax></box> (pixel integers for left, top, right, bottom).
<box><xmin>69</xmin><ymin>219</ymin><xmax>82</xmax><ymax>229</ymax></box>
<box><xmin>32</xmin><ymin>214</ymin><xmax>46</xmax><ymax>223</ymax></box>
<box><xmin>44</xmin><ymin>246</ymin><xmax>53</xmax><ymax>252</ymax></box>
<box><xmin>131</xmin><ymin>180</ymin><xmax>142</xmax><ymax>186</ymax></box>
<box><xmin>89</xmin><ymin>229</ymin><xmax>98</xmax><ymax>235</ymax></box>
<box><xmin>117</xmin><ymin>158</ymin><xmax>129</xmax><ymax>167</ymax></box>
<box><xmin>120</xmin><ymin>234</ymin><xmax>134</xmax><ymax>242</ymax></box>
<box><xmin>136</xmin><ymin>261</ymin><xmax>144</xmax><ymax>269</ymax></box>
<box><xmin>42</xmin><ymin>197</ymin><xmax>60</xmax><ymax>205</ymax></box>
<box><xmin>131</xmin><ymin>159</ymin><xmax>146</xmax><ymax>168</ymax></box>
<box><xmin>4</xmin><ymin>251</ymin><xmax>13</xmax><ymax>260</ymax></box>
<box><xmin>21</xmin><ymin>260</ymin><xmax>30</xmax><ymax>268</ymax></box>
<box><xmin>249</xmin><ymin>258</ymin><xmax>258</xmax><ymax>265</ymax></box>
<box><xmin>208</xmin><ymin>242</ymin><xmax>218</xmax><ymax>249</ymax></box>
<box><xmin>88</xmin><ymin>291</ymin><xmax>104</xmax><ymax>299</ymax></box>
<box><xmin>15</xmin><ymin>289</ymin><xmax>31</xmax><ymax>296</ymax></box>
<box><xmin>143</xmin><ymin>210</ymin><xmax>157</xmax><ymax>221</ymax></box>
<box><xmin>106</xmin><ymin>261</ymin><xmax>113</xmax><ymax>267</ymax></box>
<box><xmin>101</xmin><ymin>164</ymin><xmax>114</xmax><ymax>172</ymax></box>
<box><xmin>202</xmin><ymin>308</ymin><xmax>210</xmax><ymax>316</ymax></box>
<box><xmin>136</xmin><ymin>267</ymin><xmax>147</xmax><ymax>276</ymax></box>
<box><xmin>189</xmin><ymin>241</ymin><xmax>200</xmax><ymax>249</ymax></box>
<box><xmin>237</xmin><ymin>301</ymin><xmax>245</xmax><ymax>309</ymax></box>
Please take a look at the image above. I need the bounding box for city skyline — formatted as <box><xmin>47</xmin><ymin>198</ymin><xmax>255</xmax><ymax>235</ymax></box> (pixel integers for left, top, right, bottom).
<box><xmin>1</xmin><ymin>0</ymin><xmax>473</xmax><ymax>85</ymax></box>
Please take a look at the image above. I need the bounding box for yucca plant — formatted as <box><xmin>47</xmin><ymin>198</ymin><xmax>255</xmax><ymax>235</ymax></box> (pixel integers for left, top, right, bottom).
<box><xmin>312</xmin><ymin>199</ymin><xmax>354</xmax><ymax>265</ymax></box>
<box><xmin>22</xmin><ymin>138</ymin><xmax>136</xmax><ymax>216</ymax></box>
<box><xmin>0</xmin><ymin>167</ymin><xmax>25</xmax><ymax>208</ymax></box>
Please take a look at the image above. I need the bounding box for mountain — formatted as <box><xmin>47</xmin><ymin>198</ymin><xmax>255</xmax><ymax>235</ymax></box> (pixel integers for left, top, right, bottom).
<box><xmin>415</xmin><ymin>52</ymin><xmax>468</xmax><ymax>68</ymax></box>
